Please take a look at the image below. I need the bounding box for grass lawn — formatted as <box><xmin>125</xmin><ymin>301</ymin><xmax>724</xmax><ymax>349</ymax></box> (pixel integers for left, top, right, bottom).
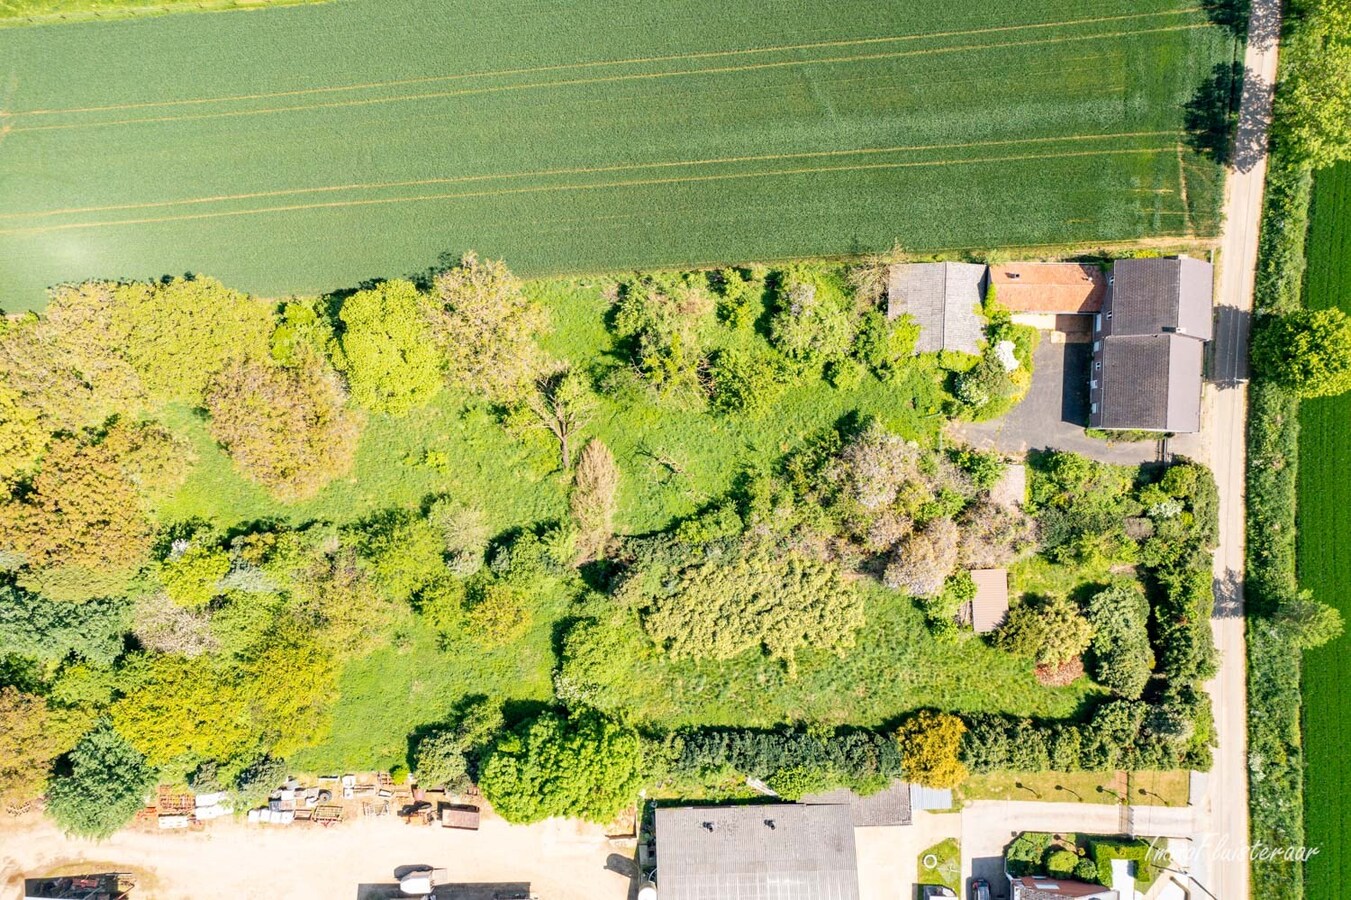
<box><xmin>1297</xmin><ymin>160</ymin><xmax>1351</xmax><ymax>900</ymax></box>
<box><xmin>579</xmin><ymin>583</ymin><xmax>1102</xmax><ymax>731</ymax></box>
<box><xmin>139</xmin><ymin>265</ymin><xmax>1095</xmax><ymax>769</ymax></box>
<box><xmin>918</xmin><ymin>838</ymin><xmax>962</xmax><ymax>893</ymax></box>
<box><xmin>0</xmin><ymin>0</ymin><xmax>1239</xmax><ymax>311</ymax></box>
<box><xmin>958</xmin><ymin>770</ymin><xmax>1188</xmax><ymax>807</ymax></box>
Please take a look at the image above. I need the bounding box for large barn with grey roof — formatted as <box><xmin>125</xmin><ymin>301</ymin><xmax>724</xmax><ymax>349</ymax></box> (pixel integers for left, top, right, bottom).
<box><xmin>653</xmin><ymin>803</ymin><xmax>861</xmax><ymax>900</ymax></box>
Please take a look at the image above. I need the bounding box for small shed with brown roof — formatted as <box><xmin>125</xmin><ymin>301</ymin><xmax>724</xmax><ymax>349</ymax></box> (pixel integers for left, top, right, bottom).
<box><xmin>965</xmin><ymin>568</ymin><xmax>1009</xmax><ymax>633</ymax></box>
<box><xmin>989</xmin><ymin>263</ymin><xmax>1106</xmax><ymax>314</ymax></box>
<box><xmin>439</xmin><ymin>804</ymin><xmax>481</xmax><ymax>830</ymax></box>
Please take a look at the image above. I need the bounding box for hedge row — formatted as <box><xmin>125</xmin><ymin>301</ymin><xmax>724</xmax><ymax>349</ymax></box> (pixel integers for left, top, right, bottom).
<box><xmin>962</xmin><ymin>688</ymin><xmax>1212</xmax><ymax>777</ymax></box>
<box><xmin>1248</xmin><ymin>136</ymin><xmax>1314</xmax><ymax>898</ymax></box>
<box><xmin>663</xmin><ymin>728</ymin><xmax>903</xmax><ymax>798</ymax></box>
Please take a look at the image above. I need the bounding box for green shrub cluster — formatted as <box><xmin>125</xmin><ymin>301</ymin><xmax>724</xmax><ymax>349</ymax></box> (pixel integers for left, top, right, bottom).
<box><xmin>478</xmin><ymin>708</ymin><xmax>643</xmax><ymax>824</ymax></box>
<box><xmin>1246</xmin><ymin>159</ymin><xmax>1315</xmax><ymax>900</ymax></box>
<box><xmin>1005</xmin><ymin>832</ymin><xmax>1163</xmax><ymax>889</ymax></box>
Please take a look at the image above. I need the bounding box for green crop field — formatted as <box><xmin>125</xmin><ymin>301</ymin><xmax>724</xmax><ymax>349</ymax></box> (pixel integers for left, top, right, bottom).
<box><xmin>0</xmin><ymin>0</ymin><xmax>1239</xmax><ymax>311</ymax></box>
<box><xmin>1298</xmin><ymin>161</ymin><xmax>1351</xmax><ymax>900</ymax></box>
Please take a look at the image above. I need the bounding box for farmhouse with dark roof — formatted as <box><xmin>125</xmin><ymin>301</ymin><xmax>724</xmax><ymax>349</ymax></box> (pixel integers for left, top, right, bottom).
<box><xmin>1089</xmin><ymin>256</ymin><xmax>1214</xmax><ymax>433</ymax></box>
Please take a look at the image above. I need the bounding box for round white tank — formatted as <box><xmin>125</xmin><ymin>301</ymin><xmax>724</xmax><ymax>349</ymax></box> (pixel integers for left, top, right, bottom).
<box><xmin>637</xmin><ymin>884</ymin><xmax>658</xmax><ymax>900</ymax></box>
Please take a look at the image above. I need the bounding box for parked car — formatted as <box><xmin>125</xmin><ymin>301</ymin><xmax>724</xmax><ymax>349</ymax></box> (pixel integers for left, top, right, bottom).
<box><xmin>970</xmin><ymin>878</ymin><xmax>992</xmax><ymax>900</ymax></box>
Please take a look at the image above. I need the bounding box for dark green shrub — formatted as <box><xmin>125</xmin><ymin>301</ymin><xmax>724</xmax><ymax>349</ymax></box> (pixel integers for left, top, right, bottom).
<box><xmin>1004</xmin><ymin>832</ymin><xmax>1053</xmax><ymax>877</ymax></box>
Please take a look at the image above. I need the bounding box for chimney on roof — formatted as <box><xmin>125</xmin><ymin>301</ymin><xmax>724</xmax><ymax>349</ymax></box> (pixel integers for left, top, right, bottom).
<box><xmin>702</xmin><ymin>821</ymin><xmax>715</xmax><ymax>831</ymax></box>
<box><xmin>764</xmin><ymin>819</ymin><xmax>776</xmax><ymax>830</ymax></box>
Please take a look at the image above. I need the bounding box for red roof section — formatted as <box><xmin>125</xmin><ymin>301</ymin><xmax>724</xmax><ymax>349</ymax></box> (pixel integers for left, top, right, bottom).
<box><xmin>989</xmin><ymin>263</ymin><xmax>1106</xmax><ymax>314</ymax></box>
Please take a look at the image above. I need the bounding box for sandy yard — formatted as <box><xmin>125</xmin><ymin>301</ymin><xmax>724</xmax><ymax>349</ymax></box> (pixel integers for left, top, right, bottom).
<box><xmin>0</xmin><ymin>810</ymin><xmax>634</xmax><ymax>900</ymax></box>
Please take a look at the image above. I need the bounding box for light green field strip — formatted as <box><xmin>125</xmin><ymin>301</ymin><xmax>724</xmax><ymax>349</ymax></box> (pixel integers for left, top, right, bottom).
<box><xmin>4</xmin><ymin>7</ymin><xmax>1201</xmax><ymax>118</ymax></box>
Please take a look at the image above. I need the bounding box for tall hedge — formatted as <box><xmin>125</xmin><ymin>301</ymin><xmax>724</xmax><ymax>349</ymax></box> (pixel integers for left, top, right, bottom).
<box><xmin>1247</xmin><ymin>133</ymin><xmax>1315</xmax><ymax>899</ymax></box>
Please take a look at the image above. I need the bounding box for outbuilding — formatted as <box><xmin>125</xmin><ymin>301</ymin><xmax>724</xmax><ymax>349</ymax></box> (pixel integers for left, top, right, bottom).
<box><xmin>653</xmin><ymin>803</ymin><xmax>861</xmax><ymax>900</ymax></box>
<box><xmin>887</xmin><ymin>262</ymin><xmax>988</xmax><ymax>355</ymax></box>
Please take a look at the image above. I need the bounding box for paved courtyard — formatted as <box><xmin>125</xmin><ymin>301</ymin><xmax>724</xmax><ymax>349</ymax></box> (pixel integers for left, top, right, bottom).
<box><xmin>953</xmin><ymin>335</ymin><xmax>1204</xmax><ymax>465</ymax></box>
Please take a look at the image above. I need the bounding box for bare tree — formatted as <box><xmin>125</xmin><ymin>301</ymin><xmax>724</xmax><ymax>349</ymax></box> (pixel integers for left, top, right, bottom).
<box><xmin>527</xmin><ymin>366</ymin><xmax>595</xmax><ymax>469</ymax></box>
<box><xmin>571</xmin><ymin>439</ymin><xmax>619</xmax><ymax>563</ymax></box>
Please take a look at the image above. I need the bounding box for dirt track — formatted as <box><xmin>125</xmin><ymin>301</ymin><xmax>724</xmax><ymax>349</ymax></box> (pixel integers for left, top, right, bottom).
<box><xmin>0</xmin><ymin>811</ymin><xmax>632</xmax><ymax>900</ymax></box>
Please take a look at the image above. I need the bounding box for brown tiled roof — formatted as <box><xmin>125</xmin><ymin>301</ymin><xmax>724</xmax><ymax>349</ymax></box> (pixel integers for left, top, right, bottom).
<box><xmin>1010</xmin><ymin>876</ymin><xmax>1117</xmax><ymax>900</ymax></box>
<box><xmin>989</xmin><ymin>263</ymin><xmax>1106</xmax><ymax>314</ymax></box>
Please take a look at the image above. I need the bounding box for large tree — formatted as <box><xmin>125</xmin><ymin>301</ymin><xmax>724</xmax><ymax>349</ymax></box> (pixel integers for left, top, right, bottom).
<box><xmin>429</xmin><ymin>252</ymin><xmax>547</xmax><ymax>403</ymax></box>
<box><xmin>111</xmin><ymin>655</ymin><xmax>256</xmax><ymax>767</ymax></box>
<box><xmin>204</xmin><ymin>355</ymin><xmax>361</xmax><ymax>501</ymax></box>
<box><xmin>0</xmin><ymin>584</ymin><xmax>131</xmax><ymax>665</ymax></box>
<box><xmin>0</xmin><ymin>282</ymin><xmax>145</xmax><ymax>435</ymax></box>
<box><xmin>883</xmin><ymin>518</ymin><xmax>960</xmax><ymax>598</ymax></box>
<box><xmin>46</xmin><ymin>723</ymin><xmax>155</xmax><ymax>839</ymax></box>
<box><xmin>1083</xmin><ymin>581</ymin><xmax>1154</xmax><ymax>699</ymax></box>
<box><xmin>0</xmin><ymin>433</ymin><xmax>154</xmax><ymax>573</ymax></box>
<box><xmin>894</xmin><ymin>710</ymin><xmax>968</xmax><ymax>788</ymax></box>
<box><xmin>478</xmin><ymin>709</ymin><xmax>642</xmax><ymax>824</ymax></box>
<box><xmin>995</xmin><ymin>595</ymin><xmax>1094</xmax><ymax>669</ymax></box>
<box><xmin>1276</xmin><ymin>4</ymin><xmax>1351</xmax><ymax>168</ymax></box>
<box><xmin>526</xmin><ymin>367</ymin><xmax>594</xmax><ymax>470</ymax></box>
<box><xmin>412</xmin><ymin>698</ymin><xmax>504</xmax><ymax>791</ymax></box>
<box><xmin>335</xmin><ymin>280</ymin><xmax>442</xmax><ymax>415</ymax></box>
<box><xmin>0</xmin><ymin>688</ymin><xmax>88</xmax><ymax>804</ymax></box>
<box><xmin>1253</xmin><ymin>307</ymin><xmax>1351</xmax><ymax>398</ymax></box>
<box><xmin>110</xmin><ymin>277</ymin><xmax>273</xmax><ymax>404</ymax></box>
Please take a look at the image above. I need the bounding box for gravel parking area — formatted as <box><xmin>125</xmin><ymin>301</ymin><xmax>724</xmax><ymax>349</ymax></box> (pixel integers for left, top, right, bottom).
<box><xmin>1</xmin><ymin>810</ymin><xmax>633</xmax><ymax>900</ymax></box>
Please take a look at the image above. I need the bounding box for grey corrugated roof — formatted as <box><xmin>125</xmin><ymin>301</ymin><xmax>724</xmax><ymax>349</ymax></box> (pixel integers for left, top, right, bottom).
<box><xmin>1096</xmin><ymin>334</ymin><xmax>1203</xmax><ymax>432</ymax></box>
<box><xmin>908</xmin><ymin>784</ymin><xmax>954</xmax><ymax>811</ymax></box>
<box><xmin>1108</xmin><ymin>257</ymin><xmax>1213</xmax><ymax>340</ymax></box>
<box><xmin>887</xmin><ymin>263</ymin><xmax>987</xmax><ymax>354</ymax></box>
<box><xmin>801</xmin><ymin>781</ymin><xmax>912</xmax><ymax>826</ymax></box>
<box><xmin>655</xmin><ymin>804</ymin><xmax>861</xmax><ymax>900</ymax></box>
